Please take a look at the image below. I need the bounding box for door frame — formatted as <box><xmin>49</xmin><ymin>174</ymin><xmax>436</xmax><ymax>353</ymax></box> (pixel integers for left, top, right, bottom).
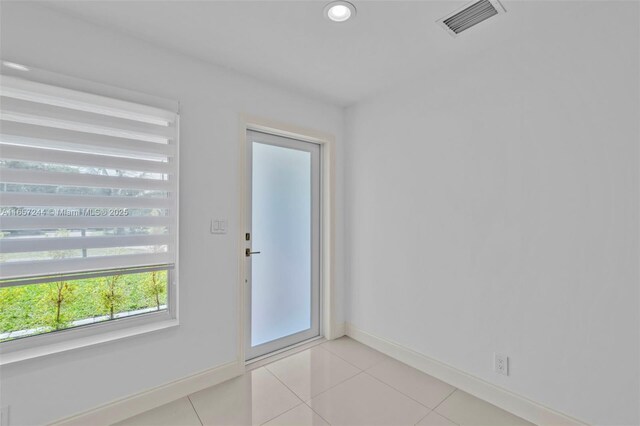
<box><xmin>237</xmin><ymin>114</ymin><xmax>338</xmax><ymax>365</ymax></box>
<box><xmin>243</xmin><ymin>130</ymin><xmax>321</xmax><ymax>360</ymax></box>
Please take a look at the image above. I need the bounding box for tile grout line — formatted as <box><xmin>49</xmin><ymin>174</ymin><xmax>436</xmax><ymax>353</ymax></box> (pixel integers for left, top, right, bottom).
<box><xmin>258</xmin><ymin>344</ymin><xmax>358</xmax><ymax>424</ymax></box>
<box><xmin>304</xmin><ymin>343</ymin><xmax>371</xmax><ymax>399</ymax></box>
<box><xmin>414</xmin><ymin>409</ymin><xmax>435</xmax><ymax>426</ymax></box>
<box><xmin>316</xmin><ymin>342</ymin><xmax>364</xmax><ymax>370</ymax></box>
<box><xmin>260</xmin><ymin>367</ymin><xmax>334</xmax><ymax>425</ymax></box>
<box><xmin>299</xmin><ymin>370</ymin><xmax>370</xmax><ymax>424</ymax></box>
<box><xmin>326</xmin><ymin>338</ymin><xmax>461</xmax><ymax>425</ymax></box>
<box><xmin>303</xmin><ymin>403</ymin><xmax>333</xmax><ymax>426</ymax></box>
<box><xmin>307</xmin><ymin>369</ymin><xmax>363</xmax><ymax>403</ymax></box>
<box><xmin>331</xmin><ymin>340</ymin><xmax>528</xmax><ymax>425</ymax></box>
<box><xmin>362</xmin><ymin>369</ymin><xmax>443</xmax><ymax>412</ymax></box>
<box><xmin>430</xmin><ymin>389</ymin><xmax>461</xmax><ymax>425</ymax></box>
<box><xmin>186</xmin><ymin>395</ymin><xmax>204</xmax><ymax>426</ymax></box>
<box><xmin>310</xmin><ymin>340</ymin><xmax>415</xmax><ymax>404</ymax></box>
<box><xmin>257</xmin><ymin>402</ymin><xmax>304</xmax><ymax>426</ymax></box>
<box><xmin>318</xmin><ymin>340</ymin><xmax>387</xmax><ymax>371</ymax></box>
<box><xmin>413</xmin><ymin>389</ymin><xmax>462</xmax><ymax>426</ymax></box>
<box><xmin>412</xmin><ymin>408</ymin><xmax>460</xmax><ymax>426</ymax></box>
<box><xmin>302</xmin><ymin>370</ymin><xmax>366</xmax><ymax>403</ymax></box>
<box><xmin>261</xmin><ymin>352</ymin><xmax>345</xmax><ymax>425</ymax></box>
<box><xmin>260</xmin><ymin>365</ymin><xmax>327</xmax><ymax>425</ymax></box>
<box><xmin>292</xmin><ymin>342</ymin><xmax>369</xmax><ymax>401</ymax></box>
<box><xmin>432</xmin><ymin>388</ymin><xmax>457</xmax><ymax>411</ymax></box>
<box><xmin>430</xmin><ymin>388</ymin><xmax>528</xmax><ymax>426</ymax></box>
<box><xmin>321</xmin><ymin>339</ymin><xmax>460</xmax><ymax>425</ymax></box>
<box><xmin>263</xmin><ymin>366</ymin><xmax>307</xmax><ymax>405</ymax></box>
<box><xmin>259</xmin><ymin>340</ymin><xmax>460</xmax><ymax>426</ymax></box>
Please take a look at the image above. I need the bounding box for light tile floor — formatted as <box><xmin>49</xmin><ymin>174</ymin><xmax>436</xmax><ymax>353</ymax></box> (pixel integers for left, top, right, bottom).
<box><xmin>115</xmin><ymin>337</ymin><xmax>534</xmax><ymax>426</ymax></box>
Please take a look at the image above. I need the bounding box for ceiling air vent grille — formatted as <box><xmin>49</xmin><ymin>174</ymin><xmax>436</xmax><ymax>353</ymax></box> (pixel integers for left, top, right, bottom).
<box><xmin>437</xmin><ymin>0</ymin><xmax>506</xmax><ymax>37</ymax></box>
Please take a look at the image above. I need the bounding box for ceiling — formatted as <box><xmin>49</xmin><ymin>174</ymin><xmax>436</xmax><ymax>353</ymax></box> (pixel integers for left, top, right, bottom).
<box><xmin>40</xmin><ymin>1</ymin><xmax>601</xmax><ymax>106</ymax></box>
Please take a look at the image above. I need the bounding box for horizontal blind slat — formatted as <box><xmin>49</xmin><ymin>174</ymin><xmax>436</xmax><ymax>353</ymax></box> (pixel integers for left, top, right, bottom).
<box><xmin>0</xmin><ymin>168</ymin><xmax>172</xmax><ymax>191</ymax></box>
<box><xmin>1</xmin><ymin>121</ymin><xmax>176</xmax><ymax>158</ymax></box>
<box><xmin>1</xmin><ymin>111</ymin><xmax>170</xmax><ymax>144</ymax></box>
<box><xmin>0</xmin><ymin>252</ymin><xmax>175</xmax><ymax>281</ymax></box>
<box><xmin>0</xmin><ymin>234</ymin><xmax>171</xmax><ymax>253</ymax></box>
<box><xmin>0</xmin><ymin>215</ymin><xmax>171</xmax><ymax>230</ymax></box>
<box><xmin>0</xmin><ymin>75</ymin><xmax>176</xmax><ymax>125</ymax></box>
<box><xmin>0</xmin><ymin>192</ymin><xmax>174</xmax><ymax>208</ymax></box>
<box><xmin>1</xmin><ymin>96</ymin><xmax>175</xmax><ymax>140</ymax></box>
<box><xmin>0</xmin><ymin>144</ymin><xmax>172</xmax><ymax>174</ymax></box>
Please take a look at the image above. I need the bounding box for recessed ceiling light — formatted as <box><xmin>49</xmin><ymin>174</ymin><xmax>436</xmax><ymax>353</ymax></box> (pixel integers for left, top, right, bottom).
<box><xmin>324</xmin><ymin>1</ymin><xmax>356</xmax><ymax>23</ymax></box>
<box><xmin>2</xmin><ymin>61</ymin><xmax>30</xmax><ymax>72</ymax></box>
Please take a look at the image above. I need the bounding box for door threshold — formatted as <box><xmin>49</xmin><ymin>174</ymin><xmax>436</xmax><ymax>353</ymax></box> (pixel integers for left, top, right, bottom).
<box><xmin>245</xmin><ymin>335</ymin><xmax>325</xmax><ymax>370</ymax></box>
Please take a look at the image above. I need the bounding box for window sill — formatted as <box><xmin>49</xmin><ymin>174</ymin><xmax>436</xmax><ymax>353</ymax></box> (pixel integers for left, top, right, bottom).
<box><xmin>0</xmin><ymin>316</ymin><xmax>179</xmax><ymax>365</ymax></box>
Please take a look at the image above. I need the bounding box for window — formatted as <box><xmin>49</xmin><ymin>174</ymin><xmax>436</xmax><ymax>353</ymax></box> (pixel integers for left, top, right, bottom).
<box><xmin>0</xmin><ymin>75</ymin><xmax>179</xmax><ymax>345</ymax></box>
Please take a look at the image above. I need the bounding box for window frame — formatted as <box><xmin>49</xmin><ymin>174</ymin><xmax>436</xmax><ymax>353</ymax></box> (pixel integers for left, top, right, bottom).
<box><xmin>0</xmin><ymin>269</ymin><xmax>178</xmax><ymax>364</ymax></box>
<box><xmin>0</xmin><ymin>66</ymin><xmax>180</xmax><ymax>365</ymax></box>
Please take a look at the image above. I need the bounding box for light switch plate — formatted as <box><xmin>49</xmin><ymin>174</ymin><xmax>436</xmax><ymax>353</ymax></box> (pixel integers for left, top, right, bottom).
<box><xmin>210</xmin><ymin>219</ymin><xmax>228</xmax><ymax>234</ymax></box>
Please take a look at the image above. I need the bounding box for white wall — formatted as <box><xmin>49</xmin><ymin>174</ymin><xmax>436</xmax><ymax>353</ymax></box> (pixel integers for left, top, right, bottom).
<box><xmin>344</xmin><ymin>2</ymin><xmax>639</xmax><ymax>425</ymax></box>
<box><xmin>0</xmin><ymin>3</ymin><xmax>345</xmax><ymax>425</ymax></box>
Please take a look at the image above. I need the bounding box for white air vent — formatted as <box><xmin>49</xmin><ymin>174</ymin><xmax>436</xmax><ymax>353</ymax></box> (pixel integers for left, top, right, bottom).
<box><xmin>437</xmin><ymin>0</ymin><xmax>506</xmax><ymax>37</ymax></box>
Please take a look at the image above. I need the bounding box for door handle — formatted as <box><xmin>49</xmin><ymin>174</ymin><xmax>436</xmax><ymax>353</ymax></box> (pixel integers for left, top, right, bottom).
<box><xmin>245</xmin><ymin>248</ymin><xmax>261</xmax><ymax>257</ymax></box>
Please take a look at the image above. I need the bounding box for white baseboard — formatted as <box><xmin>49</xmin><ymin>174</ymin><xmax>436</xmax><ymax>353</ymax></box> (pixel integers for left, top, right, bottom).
<box><xmin>52</xmin><ymin>360</ymin><xmax>244</xmax><ymax>426</ymax></box>
<box><xmin>345</xmin><ymin>323</ymin><xmax>586</xmax><ymax>426</ymax></box>
<box><xmin>330</xmin><ymin>322</ymin><xmax>346</xmax><ymax>340</ymax></box>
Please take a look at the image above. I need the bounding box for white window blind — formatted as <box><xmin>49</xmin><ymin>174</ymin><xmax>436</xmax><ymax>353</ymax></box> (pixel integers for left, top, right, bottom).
<box><xmin>0</xmin><ymin>75</ymin><xmax>179</xmax><ymax>286</ymax></box>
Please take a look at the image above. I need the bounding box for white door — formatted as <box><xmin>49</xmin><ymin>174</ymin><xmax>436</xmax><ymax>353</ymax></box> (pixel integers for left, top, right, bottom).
<box><xmin>245</xmin><ymin>130</ymin><xmax>321</xmax><ymax>360</ymax></box>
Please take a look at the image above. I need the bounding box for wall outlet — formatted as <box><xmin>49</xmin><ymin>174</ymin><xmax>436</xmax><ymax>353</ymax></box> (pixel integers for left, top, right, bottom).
<box><xmin>494</xmin><ymin>353</ymin><xmax>509</xmax><ymax>376</ymax></box>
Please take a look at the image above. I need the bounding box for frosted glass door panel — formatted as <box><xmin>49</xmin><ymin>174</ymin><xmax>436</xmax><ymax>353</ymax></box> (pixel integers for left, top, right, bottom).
<box><xmin>251</xmin><ymin>142</ymin><xmax>312</xmax><ymax>347</ymax></box>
